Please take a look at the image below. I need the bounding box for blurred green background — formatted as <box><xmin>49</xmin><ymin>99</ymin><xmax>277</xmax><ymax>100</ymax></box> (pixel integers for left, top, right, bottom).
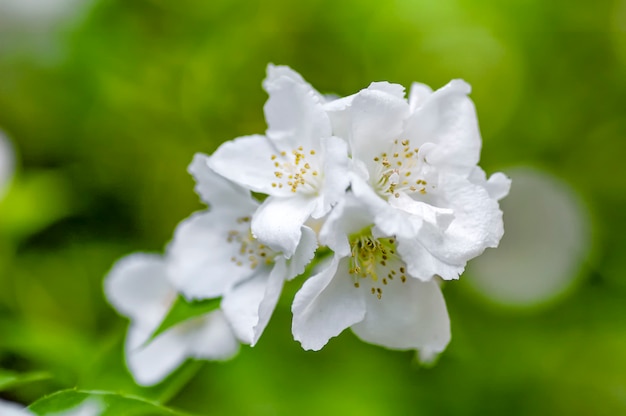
<box><xmin>0</xmin><ymin>0</ymin><xmax>625</xmax><ymax>414</ymax></box>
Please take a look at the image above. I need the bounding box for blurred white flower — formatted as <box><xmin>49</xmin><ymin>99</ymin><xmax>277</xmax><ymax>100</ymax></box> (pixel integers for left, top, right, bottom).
<box><xmin>0</xmin><ymin>399</ymin><xmax>33</xmax><ymax>416</ymax></box>
<box><xmin>208</xmin><ymin>65</ymin><xmax>350</xmax><ymax>257</ymax></box>
<box><xmin>292</xmin><ymin>194</ymin><xmax>450</xmax><ymax>357</ymax></box>
<box><xmin>0</xmin><ymin>0</ymin><xmax>94</xmax><ymax>58</ymax></box>
<box><xmin>325</xmin><ymin>79</ymin><xmax>510</xmax><ymax>282</ymax></box>
<box><xmin>467</xmin><ymin>168</ymin><xmax>590</xmax><ymax>307</ymax></box>
<box><xmin>0</xmin><ymin>130</ymin><xmax>15</xmax><ymax>199</ymax></box>
<box><xmin>169</xmin><ymin>153</ymin><xmax>317</xmax><ymax>345</ymax></box>
<box><xmin>0</xmin><ymin>0</ymin><xmax>89</xmax><ymax>27</ymax></box>
<box><xmin>104</xmin><ymin>253</ymin><xmax>239</xmax><ymax>386</ymax></box>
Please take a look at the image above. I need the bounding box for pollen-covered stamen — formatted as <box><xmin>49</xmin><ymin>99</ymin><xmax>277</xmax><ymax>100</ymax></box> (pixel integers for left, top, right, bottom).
<box><xmin>270</xmin><ymin>147</ymin><xmax>321</xmax><ymax>194</ymax></box>
<box><xmin>348</xmin><ymin>231</ymin><xmax>408</xmax><ymax>299</ymax></box>
<box><xmin>371</xmin><ymin>138</ymin><xmax>428</xmax><ymax>198</ymax></box>
<box><xmin>227</xmin><ymin>216</ymin><xmax>275</xmax><ymax>269</ymax></box>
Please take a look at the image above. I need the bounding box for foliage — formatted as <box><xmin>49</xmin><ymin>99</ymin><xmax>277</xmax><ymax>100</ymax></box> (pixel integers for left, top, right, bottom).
<box><xmin>0</xmin><ymin>0</ymin><xmax>625</xmax><ymax>414</ymax></box>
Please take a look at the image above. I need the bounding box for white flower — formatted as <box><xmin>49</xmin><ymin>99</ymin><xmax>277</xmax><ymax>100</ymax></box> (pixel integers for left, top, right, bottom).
<box><xmin>104</xmin><ymin>253</ymin><xmax>239</xmax><ymax>386</ymax></box>
<box><xmin>292</xmin><ymin>194</ymin><xmax>450</xmax><ymax>357</ymax></box>
<box><xmin>167</xmin><ymin>153</ymin><xmax>317</xmax><ymax>346</ymax></box>
<box><xmin>326</xmin><ymin>79</ymin><xmax>510</xmax><ymax>281</ymax></box>
<box><xmin>208</xmin><ymin>65</ymin><xmax>350</xmax><ymax>257</ymax></box>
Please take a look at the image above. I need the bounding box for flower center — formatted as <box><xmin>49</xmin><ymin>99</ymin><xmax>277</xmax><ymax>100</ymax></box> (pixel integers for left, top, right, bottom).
<box><xmin>348</xmin><ymin>229</ymin><xmax>408</xmax><ymax>299</ymax></box>
<box><xmin>371</xmin><ymin>138</ymin><xmax>429</xmax><ymax>199</ymax></box>
<box><xmin>227</xmin><ymin>216</ymin><xmax>275</xmax><ymax>269</ymax></box>
<box><xmin>270</xmin><ymin>146</ymin><xmax>321</xmax><ymax>194</ymax></box>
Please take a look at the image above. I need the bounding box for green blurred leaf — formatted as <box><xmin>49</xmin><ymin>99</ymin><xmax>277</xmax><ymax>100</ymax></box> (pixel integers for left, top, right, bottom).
<box><xmin>0</xmin><ymin>170</ymin><xmax>74</xmax><ymax>241</ymax></box>
<box><xmin>148</xmin><ymin>296</ymin><xmax>220</xmax><ymax>343</ymax></box>
<box><xmin>0</xmin><ymin>369</ymin><xmax>50</xmax><ymax>391</ymax></box>
<box><xmin>28</xmin><ymin>389</ymin><xmax>195</xmax><ymax>416</ymax></box>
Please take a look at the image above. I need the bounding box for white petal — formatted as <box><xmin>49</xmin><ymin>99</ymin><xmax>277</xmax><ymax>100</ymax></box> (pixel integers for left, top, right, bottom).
<box><xmin>404</xmin><ymin>79</ymin><xmax>481</xmax><ymax>175</ymax></box>
<box><xmin>349</xmin><ymin>88</ymin><xmax>410</xmax><ymax>166</ymax></box>
<box><xmin>419</xmin><ymin>175</ymin><xmax>505</xmax><ymax>266</ymax></box>
<box><xmin>367</xmin><ymin>81</ymin><xmax>406</xmax><ymax>99</ymax></box>
<box><xmin>396</xmin><ymin>173</ymin><xmax>506</xmax><ymax>278</ymax></box>
<box><xmin>125</xmin><ymin>323</ymin><xmax>188</xmax><ymax>386</ymax></box>
<box><xmin>387</xmin><ymin>192</ymin><xmax>455</xmax><ymax>238</ymax></box>
<box><xmin>167</xmin><ymin>211</ymin><xmax>256</xmax><ymax>299</ymax></box>
<box><xmin>292</xmin><ymin>256</ymin><xmax>366</xmax><ymax>351</ymax></box>
<box><xmin>286</xmin><ymin>226</ymin><xmax>318</xmax><ymax>279</ymax></box>
<box><xmin>263</xmin><ymin>65</ymin><xmax>331</xmax><ymax>149</ymax></box>
<box><xmin>251</xmin><ymin>195</ymin><xmax>317</xmax><ymax>257</ymax></box>
<box><xmin>104</xmin><ymin>253</ymin><xmax>173</xmax><ymax>327</ymax></box>
<box><xmin>468</xmin><ymin>167</ymin><xmax>511</xmax><ymax>201</ymax></box>
<box><xmin>323</xmin><ymin>81</ymin><xmax>404</xmax><ymax>149</ymax></box>
<box><xmin>350</xmin><ymin>175</ymin><xmax>436</xmax><ymax>242</ymax></box>
<box><xmin>315</xmin><ymin>135</ymin><xmax>350</xmax><ymax>218</ymax></box>
<box><xmin>221</xmin><ymin>258</ymin><xmax>287</xmax><ymax>345</ymax></box>
<box><xmin>323</xmin><ymin>94</ymin><xmax>355</xmax><ymax>142</ymax></box>
<box><xmin>208</xmin><ymin>135</ymin><xmax>292</xmax><ymax>196</ymax></box>
<box><xmin>396</xmin><ymin>235</ymin><xmax>466</xmax><ymax>281</ymax></box>
<box><xmin>351</xmin><ymin>278</ymin><xmax>450</xmax><ymax>353</ymax></box>
<box><xmin>265</xmin><ymin>64</ymin><xmax>326</xmax><ymax>103</ymax></box>
<box><xmin>468</xmin><ymin>168</ymin><xmax>590</xmax><ymax>306</ymax></box>
<box><xmin>485</xmin><ymin>172</ymin><xmax>512</xmax><ymax>201</ymax></box>
<box><xmin>127</xmin><ymin>311</ymin><xmax>240</xmax><ymax>386</ymax></box>
<box><xmin>181</xmin><ymin>310</ymin><xmax>240</xmax><ymax>360</ymax></box>
<box><xmin>408</xmin><ymin>82</ymin><xmax>433</xmax><ymax>112</ymax></box>
<box><xmin>349</xmin><ymin>173</ymin><xmax>396</xmax><ymax>220</ymax></box>
<box><xmin>319</xmin><ymin>192</ymin><xmax>377</xmax><ymax>256</ymax></box>
<box><xmin>188</xmin><ymin>153</ymin><xmax>258</xmax><ymax>211</ymax></box>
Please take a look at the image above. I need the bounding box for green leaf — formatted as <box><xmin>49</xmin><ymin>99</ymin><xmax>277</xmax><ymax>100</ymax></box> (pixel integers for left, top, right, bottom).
<box><xmin>28</xmin><ymin>389</ymin><xmax>196</xmax><ymax>416</ymax></box>
<box><xmin>148</xmin><ymin>296</ymin><xmax>220</xmax><ymax>343</ymax></box>
<box><xmin>0</xmin><ymin>369</ymin><xmax>51</xmax><ymax>391</ymax></box>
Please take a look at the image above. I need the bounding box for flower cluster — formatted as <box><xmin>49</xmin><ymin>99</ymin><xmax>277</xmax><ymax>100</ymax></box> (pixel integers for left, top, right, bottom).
<box><xmin>105</xmin><ymin>65</ymin><xmax>510</xmax><ymax>385</ymax></box>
